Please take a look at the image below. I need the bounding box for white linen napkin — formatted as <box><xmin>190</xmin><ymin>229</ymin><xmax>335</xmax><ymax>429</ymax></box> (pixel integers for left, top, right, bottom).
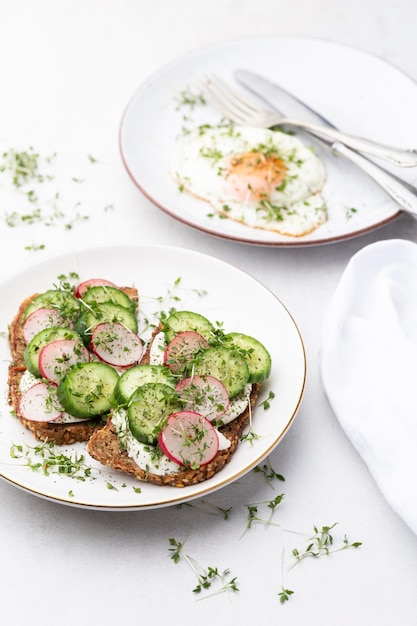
<box><xmin>321</xmin><ymin>238</ymin><xmax>417</xmax><ymax>535</ymax></box>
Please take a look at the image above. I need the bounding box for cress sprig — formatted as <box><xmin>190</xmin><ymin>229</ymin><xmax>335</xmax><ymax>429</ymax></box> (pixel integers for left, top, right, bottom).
<box><xmin>0</xmin><ymin>148</ymin><xmax>103</xmax><ymax>248</ymax></box>
<box><xmin>289</xmin><ymin>522</ymin><xmax>362</xmax><ymax>568</ymax></box>
<box><xmin>9</xmin><ymin>440</ymin><xmax>93</xmax><ymax>480</ymax></box>
<box><xmin>168</xmin><ymin>535</ymin><xmax>239</xmax><ymax>599</ymax></box>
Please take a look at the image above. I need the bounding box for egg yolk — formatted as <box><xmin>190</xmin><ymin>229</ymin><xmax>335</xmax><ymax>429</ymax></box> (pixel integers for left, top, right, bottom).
<box><xmin>224</xmin><ymin>151</ymin><xmax>287</xmax><ymax>202</ymax></box>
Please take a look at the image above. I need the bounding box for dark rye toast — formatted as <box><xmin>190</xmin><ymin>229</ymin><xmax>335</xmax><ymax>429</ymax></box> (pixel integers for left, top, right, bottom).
<box><xmin>7</xmin><ymin>286</ymin><xmax>139</xmax><ymax>445</ymax></box>
<box><xmin>87</xmin><ymin>387</ymin><xmax>259</xmax><ymax>488</ymax></box>
<box><xmin>87</xmin><ymin>325</ymin><xmax>261</xmax><ymax>488</ymax></box>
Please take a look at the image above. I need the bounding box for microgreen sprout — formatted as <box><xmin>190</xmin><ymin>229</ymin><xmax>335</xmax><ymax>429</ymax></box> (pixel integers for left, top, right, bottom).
<box><xmin>178</xmin><ymin>499</ymin><xmax>233</xmax><ymax>520</ymax></box>
<box><xmin>259</xmin><ymin>390</ymin><xmax>275</xmax><ymax>410</ymax></box>
<box><xmin>175</xmin><ymin>88</ymin><xmax>206</xmax><ymax>110</ymax></box>
<box><xmin>168</xmin><ymin>536</ymin><xmax>189</xmax><ymax>563</ymax></box>
<box><xmin>24</xmin><ymin>243</ymin><xmax>46</xmax><ymax>251</ymax></box>
<box><xmin>200</xmin><ymin>500</ymin><xmax>233</xmax><ymax>520</ymax></box>
<box><xmin>193</xmin><ymin>567</ymin><xmax>239</xmax><ymax>598</ymax></box>
<box><xmin>346</xmin><ymin>206</ymin><xmax>358</xmax><ymax>220</ymax></box>
<box><xmin>277</xmin><ymin>548</ymin><xmax>294</xmax><ymax>603</ymax></box>
<box><xmin>240</xmin><ymin>401</ymin><xmax>261</xmax><ymax>444</ymax></box>
<box><xmin>139</xmin><ymin>277</ymin><xmax>183</xmax><ymax>332</ymax></box>
<box><xmin>278</xmin><ymin>587</ymin><xmax>294</xmax><ymax>603</ymax></box>
<box><xmin>0</xmin><ymin>147</ymin><xmax>55</xmax><ymax>188</ymax></box>
<box><xmin>55</xmin><ymin>272</ymin><xmax>80</xmax><ymax>292</ymax></box>
<box><xmin>241</xmin><ymin>494</ymin><xmax>285</xmax><ymax>537</ymax></box>
<box><xmin>138</xmin><ymin>276</ymin><xmax>208</xmax><ymax>336</ymax></box>
<box><xmin>240</xmin><ymin>427</ymin><xmax>261</xmax><ymax>444</ymax></box>
<box><xmin>176</xmin><ymin>173</ymin><xmax>191</xmax><ymax>192</ymax></box>
<box><xmin>257</xmin><ymin>199</ymin><xmax>286</xmax><ymax>222</ymax></box>
<box><xmin>253</xmin><ymin>459</ymin><xmax>285</xmax><ymax>486</ymax></box>
<box><xmin>0</xmin><ymin>146</ymin><xmax>99</xmax><ymax>249</ymax></box>
<box><xmin>10</xmin><ymin>441</ymin><xmax>93</xmax><ymax>480</ymax></box>
<box><xmin>290</xmin><ymin>523</ymin><xmax>362</xmax><ymax>569</ymax></box>
<box><xmin>168</xmin><ymin>536</ymin><xmax>239</xmax><ymax>599</ymax></box>
<box><xmin>64</xmin><ymin>210</ymin><xmax>90</xmax><ymax>230</ymax></box>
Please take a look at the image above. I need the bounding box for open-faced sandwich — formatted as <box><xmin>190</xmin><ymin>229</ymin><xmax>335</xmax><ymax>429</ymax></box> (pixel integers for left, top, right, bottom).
<box><xmin>87</xmin><ymin>310</ymin><xmax>271</xmax><ymax>487</ymax></box>
<box><xmin>8</xmin><ymin>279</ymin><xmax>272</xmax><ymax>488</ymax></box>
<box><xmin>8</xmin><ymin>278</ymin><xmax>140</xmax><ymax>444</ymax></box>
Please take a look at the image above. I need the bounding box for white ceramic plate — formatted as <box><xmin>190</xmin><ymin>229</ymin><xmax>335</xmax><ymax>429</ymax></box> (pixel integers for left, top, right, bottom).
<box><xmin>0</xmin><ymin>245</ymin><xmax>305</xmax><ymax>510</ymax></box>
<box><xmin>120</xmin><ymin>36</ymin><xmax>417</xmax><ymax>246</ymax></box>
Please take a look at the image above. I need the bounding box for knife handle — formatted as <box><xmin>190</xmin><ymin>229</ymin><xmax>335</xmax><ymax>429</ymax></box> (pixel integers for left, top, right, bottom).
<box><xmin>281</xmin><ymin>119</ymin><xmax>417</xmax><ymax>167</ymax></box>
<box><xmin>332</xmin><ymin>142</ymin><xmax>417</xmax><ymax>217</ymax></box>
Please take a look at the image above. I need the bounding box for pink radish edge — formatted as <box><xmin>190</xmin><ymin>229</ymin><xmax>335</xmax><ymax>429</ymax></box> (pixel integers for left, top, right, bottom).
<box><xmin>23</xmin><ymin>308</ymin><xmax>67</xmax><ymax>343</ymax></box>
<box><xmin>39</xmin><ymin>339</ymin><xmax>90</xmax><ymax>384</ymax></box>
<box><xmin>90</xmin><ymin>321</ymin><xmax>143</xmax><ymax>368</ymax></box>
<box><xmin>163</xmin><ymin>331</ymin><xmax>210</xmax><ymax>372</ymax></box>
<box><xmin>75</xmin><ymin>278</ymin><xmax>117</xmax><ymax>298</ymax></box>
<box><xmin>158</xmin><ymin>411</ymin><xmax>219</xmax><ymax>467</ymax></box>
<box><xmin>19</xmin><ymin>381</ymin><xmax>63</xmax><ymax>422</ymax></box>
<box><xmin>175</xmin><ymin>375</ymin><xmax>230</xmax><ymax>421</ymax></box>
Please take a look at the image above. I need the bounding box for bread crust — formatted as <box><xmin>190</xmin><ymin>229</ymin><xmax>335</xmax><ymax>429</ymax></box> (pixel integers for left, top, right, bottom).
<box><xmin>7</xmin><ymin>286</ymin><xmax>138</xmax><ymax>445</ymax></box>
<box><xmin>87</xmin><ymin>383</ymin><xmax>260</xmax><ymax>487</ymax></box>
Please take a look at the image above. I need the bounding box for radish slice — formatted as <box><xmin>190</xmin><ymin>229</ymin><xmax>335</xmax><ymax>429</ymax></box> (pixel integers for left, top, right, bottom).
<box><xmin>158</xmin><ymin>411</ymin><xmax>219</xmax><ymax>467</ymax></box>
<box><xmin>23</xmin><ymin>308</ymin><xmax>69</xmax><ymax>343</ymax></box>
<box><xmin>75</xmin><ymin>278</ymin><xmax>117</xmax><ymax>298</ymax></box>
<box><xmin>39</xmin><ymin>339</ymin><xmax>90</xmax><ymax>383</ymax></box>
<box><xmin>164</xmin><ymin>331</ymin><xmax>210</xmax><ymax>373</ymax></box>
<box><xmin>18</xmin><ymin>381</ymin><xmax>63</xmax><ymax>422</ymax></box>
<box><xmin>91</xmin><ymin>321</ymin><xmax>143</xmax><ymax>367</ymax></box>
<box><xmin>176</xmin><ymin>375</ymin><xmax>230</xmax><ymax>422</ymax></box>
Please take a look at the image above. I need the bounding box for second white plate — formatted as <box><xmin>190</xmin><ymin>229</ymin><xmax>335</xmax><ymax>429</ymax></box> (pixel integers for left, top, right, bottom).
<box><xmin>120</xmin><ymin>36</ymin><xmax>417</xmax><ymax>246</ymax></box>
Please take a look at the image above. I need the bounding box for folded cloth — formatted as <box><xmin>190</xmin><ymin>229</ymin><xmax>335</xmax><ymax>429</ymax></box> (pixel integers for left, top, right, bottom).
<box><xmin>321</xmin><ymin>238</ymin><xmax>417</xmax><ymax>535</ymax></box>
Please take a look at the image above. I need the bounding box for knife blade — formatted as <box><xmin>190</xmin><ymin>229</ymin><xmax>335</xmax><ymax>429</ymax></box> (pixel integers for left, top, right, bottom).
<box><xmin>234</xmin><ymin>69</ymin><xmax>417</xmax><ymax>167</ymax></box>
<box><xmin>234</xmin><ymin>68</ymin><xmax>417</xmax><ymax>217</ymax></box>
<box><xmin>234</xmin><ymin>68</ymin><xmax>334</xmax><ymax>127</ymax></box>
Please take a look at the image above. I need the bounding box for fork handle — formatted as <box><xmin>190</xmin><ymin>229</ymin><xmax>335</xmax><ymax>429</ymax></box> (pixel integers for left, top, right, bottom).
<box><xmin>280</xmin><ymin>118</ymin><xmax>417</xmax><ymax>167</ymax></box>
<box><xmin>332</xmin><ymin>141</ymin><xmax>417</xmax><ymax>216</ymax></box>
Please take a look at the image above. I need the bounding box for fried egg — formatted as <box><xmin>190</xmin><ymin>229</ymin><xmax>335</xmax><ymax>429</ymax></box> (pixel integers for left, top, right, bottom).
<box><xmin>170</xmin><ymin>125</ymin><xmax>327</xmax><ymax>236</ymax></box>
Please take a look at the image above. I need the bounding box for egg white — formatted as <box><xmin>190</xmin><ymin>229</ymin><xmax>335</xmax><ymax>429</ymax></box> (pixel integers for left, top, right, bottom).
<box><xmin>170</xmin><ymin>125</ymin><xmax>328</xmax><ymax>236</ymax></box>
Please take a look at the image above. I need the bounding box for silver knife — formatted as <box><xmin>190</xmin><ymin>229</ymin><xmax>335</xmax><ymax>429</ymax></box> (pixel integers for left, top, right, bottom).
<box><xmin>234</xmin><ymin>69</ymin><xmax>417</xmax><ymax>166</ymax></box>
<box><xmin>234</xmin><ymin>69</ymin><xmax>417</xmax><ymax>217</ymax></box>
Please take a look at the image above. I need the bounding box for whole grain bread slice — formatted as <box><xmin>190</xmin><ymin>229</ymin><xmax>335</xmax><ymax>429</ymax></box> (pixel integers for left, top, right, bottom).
<box><xmin>7</xmin><ymin>286</ymin><xmax>138</xmax><ymax>445</ymax></box>
<box><xmin>87</xmin><ymin>383</ymin><xmax>260</xmax><ymax>488</ymax></box>
<box><xmin>87</xmin><ymin>321</ymin><xmax>261</xmax><ymax>487</ymax></box>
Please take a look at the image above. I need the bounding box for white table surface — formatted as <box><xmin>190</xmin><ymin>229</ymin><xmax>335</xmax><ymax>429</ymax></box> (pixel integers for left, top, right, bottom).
<box><xmin>1</xmin><ymin>2</ymin><xmax>417</xmax><ymax>624</ymax></box>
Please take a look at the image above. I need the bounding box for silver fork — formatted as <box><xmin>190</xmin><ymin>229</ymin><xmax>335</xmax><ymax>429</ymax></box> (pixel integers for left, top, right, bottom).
<box><xmin>202</xmin><ymin>75</ymin><xmax>417</xmax><ymax>168</ymax></box>
<box><xmin>200</xmin><ymin>75</ymin><xmax>417</xmax><ymax>217</ymax></box>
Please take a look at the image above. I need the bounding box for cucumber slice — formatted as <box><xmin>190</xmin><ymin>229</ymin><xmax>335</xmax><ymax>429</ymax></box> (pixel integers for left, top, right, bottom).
<box><xmin>75</xmin><ymin>302</ymin><xmax>138</xmax><ymax>344</ymax></box>
<box><xmin>24</xmin><ymin>327</ymin><xmax>83</xmax><ymax>377</ymax></box>
<box><xmin>164</xmin><ymin>310</ymin><xmax>214</xmax><ymax>343</ymax></box>
<box><xmin>57</xmin><ymin>362</ymin><xmax>119</xmax><ymax>418</ymax></box>
<box><xmin>24</xmin><ymin>290</ymin><xmax>81</xmax><ymax>321</ymax></box>
<box><xmin>127</xmin><ymin>382</ymin><xmax>183</xmax><ymax>445</ymax></box>
<box><xmin>115</xmin><ymin>364</ymin><xmax>176</xmax><ymax>405</ymax></box>
<box><xmin>81</xmin><ymin>285</ymin><xmax>136</xmax><ymax>310</ymax></box>
<box><xmin>194</xmin><ymin>346</ymin><xmax>249</xmax><ymax>398</ymax></box>
<box><xmin>225</xmin><ymin>332</ymin><xmax>272</xmax><ymax>383</ymax></box>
